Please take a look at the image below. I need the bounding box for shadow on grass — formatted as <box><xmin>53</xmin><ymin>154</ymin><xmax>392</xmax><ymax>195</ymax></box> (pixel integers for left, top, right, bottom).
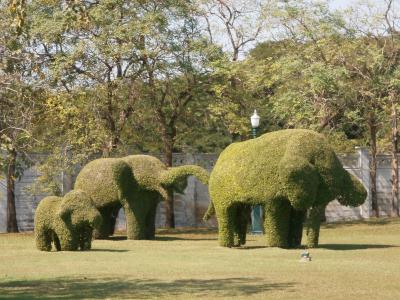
<box><xmin>0</xmin><ymin>277</ymin><xmax>296</xmax><ymax>299</ymax></box>
<box><xmin>101</xmin><ymin>236</ymin><xmax>217</xmax><ymax>242</ymax></box>
<box><xmin>235</xmin><ymin>246</ymin><xmax>268</xmax><ymax>250</ymax></box>
<box><xmin>225</xmin><ymin>244</ymin><xmax>397</xmax><ymax>251</ymax></box>
<box><xmin>102</xmin><ymin>236</ymin><xmax>127</xmax><ymax>241</ymax></box>
<box><xmin>317</xmin><ymin>244</ymin><xmax>398</xmax><ymax>250</ymax></box>
<box><xmin>89</xmin><ymin>249</ymin><xmax>129</xmax><ymax>253</ymax></box>
<box><xmin>156</xmin><ymin>227</ymin><xmax>218</xmax><ymax>235</ymax></box>
<box><xmin>155</xmin><ymin>236</ymin><xmax>217</xmax><ymax>241</ymax></box>
<box><xmin>323</xmin><ymin>218</ymin><xmax>400</xmax><ymax>229</ymax></box>
<box><xmin>103</xmin><ymin>231</ymin><xmax>218</xmax><ymax>242</ymax></box>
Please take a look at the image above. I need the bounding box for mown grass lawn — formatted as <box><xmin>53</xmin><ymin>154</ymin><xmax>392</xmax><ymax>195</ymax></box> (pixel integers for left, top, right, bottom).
<box><xmin>1</xmin><ymin>219</ymin><xmax>400</xmax><ymax>299</ymax></box>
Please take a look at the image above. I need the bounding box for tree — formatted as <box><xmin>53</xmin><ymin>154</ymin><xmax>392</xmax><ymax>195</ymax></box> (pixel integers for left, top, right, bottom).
<box><xmin>31</xmin><ymin>90</ymin><xmax>109</xmax><ymax>196</ymax></box>
<box><xmin>26</xmin><ymin>0</ymin><xmax>168</xmax><ymax>196</ymax></box>
<box><xmin>249</xmin><ymin>0</ymin><xmax>400</xmax><ymax>217</ymax></box>
<box><xmin>0</xmin><ymin>1</ymin><xmax>38</xmax><ymax>232</ymax></box>
<box><xmin>28</xmin><ymin>0</ymin><xmax>154</xmax><ymax>156</ymax></box>
<box><xmin>337</xmin><ymin>0</ymin><xmax>400</xmax><ymax>217</ymax></box>
<box><xmin>137</xmin><ymin>3</ymin><xmax>220</xmax><ymax>227</ymax></box>
<box><xmin>201</xmin><ymin>0</ymin><xmax>272</xmax><ymax>139</ymax></box>
<box><xmin>28</xmin><ymin>0</ymin><xmax>220</xmax><ymax>228</ymax></box>
<box><xmin>239</xmin><ymin>4</ymin><xmax>363</xmax><ymax>154</ymax></box>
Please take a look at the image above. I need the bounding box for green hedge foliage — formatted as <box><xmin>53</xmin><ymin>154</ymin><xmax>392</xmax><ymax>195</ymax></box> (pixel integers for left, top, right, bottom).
<box><xmin>75</xmin><ymin>155</ymin><xmax>209</xmax><ymax>240</ymax></box>
<box><xmin>34</xmin><ymin>189</ymin><xmax>102</xmax><ymax>251</ymax></box>
<box><xmin>208</xmin><ymin>129</ymin><xmax>367</xmax><ymax>248</ymax></box>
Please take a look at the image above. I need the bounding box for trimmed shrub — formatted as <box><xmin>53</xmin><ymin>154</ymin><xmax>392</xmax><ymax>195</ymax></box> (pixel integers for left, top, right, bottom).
<box><xmin>34</xmin><ymin>189</ymin><xmax>102</xmax><ymax>251</ymax></box>
<box><xmin>75</xmin><ymin>154</ymin><xmax>210</xmax><ymax>240</ymax></box>
<box><xmin>208</xmin><ymin>129</ymin><xmax>367</xmax><ymax>248</ymax></box>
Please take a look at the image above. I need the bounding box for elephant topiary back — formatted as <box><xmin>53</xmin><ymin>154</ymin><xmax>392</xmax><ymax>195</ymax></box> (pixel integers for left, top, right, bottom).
<box><xmin>210</xmin><ymin>129</ymin><xmax>355</xmax><ymax>210</ymax></box>
<box><xmin>122</xmin><ymin>155</ymin><xmax>168</xmax><ymax>199</ymax></box>
<box><xmin>75</xmin><ymin>158</ymin><xmax>135</xmax><ymax>208</ymax></box>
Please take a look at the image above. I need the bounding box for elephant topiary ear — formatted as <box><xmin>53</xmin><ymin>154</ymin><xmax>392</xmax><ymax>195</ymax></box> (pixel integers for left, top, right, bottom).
<box><xmin>339</xmin><ymin>172</ymin><xmax>367</xmax><ymax>207</ymax></box>
<box><xmin>160</xmin><ymin>165</ymin><xmax>209</xmax><ymax>193</ymax></box>
<box><xmin>58</xmin><ymin>202</ymin><xmax>71</xmax><ymax>220</ymax></box>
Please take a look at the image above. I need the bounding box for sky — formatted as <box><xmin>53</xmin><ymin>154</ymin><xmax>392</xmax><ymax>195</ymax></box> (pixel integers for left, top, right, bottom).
<box><xmin>329</xmin><ymin>0</ymin><xmax>386</xmax><ymax>10</ymax></box>
<box><xmin>207</xmin><ymin>0</ymin><xmax>394</xmax><ymax>59</ymax></box>
<box><xmin>330</xmin><ymin>0</ymin><xmax>356</xmax><ymax>9</ymax></box>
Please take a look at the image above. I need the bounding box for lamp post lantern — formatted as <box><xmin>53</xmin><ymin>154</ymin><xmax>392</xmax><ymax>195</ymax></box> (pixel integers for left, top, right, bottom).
<box><xmin>250</xmin><ymin>110</ymin><xmax>260</xmax><ymax>138</ymax></box>
<box><xmin>250</xmin><ymin>110</ymin><xmax>263</xmax><ymax>234</ymax></box>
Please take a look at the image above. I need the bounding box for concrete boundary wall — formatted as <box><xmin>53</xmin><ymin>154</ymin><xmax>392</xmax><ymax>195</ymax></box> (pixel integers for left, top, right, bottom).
<box><xmin>0</xmin><ymin>149</ymin><xmax>398</xmax><ymax>232</ymax></box>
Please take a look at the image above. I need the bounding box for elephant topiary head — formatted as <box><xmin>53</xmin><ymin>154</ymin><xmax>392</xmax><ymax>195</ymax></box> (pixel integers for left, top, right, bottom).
<box><xmin>122</xmin><ymin>155</ymin><xmax>209</xmax><ymax>200</ymax></box>
<box><xmin>337</xmin><ymin>172</ymin><xmax>367</xmax><ymax>207</ymax></box>
<box><xmin>59</xmin><ymin>189</ymin><xmax>102</xmax><ymax>229</ymax></box>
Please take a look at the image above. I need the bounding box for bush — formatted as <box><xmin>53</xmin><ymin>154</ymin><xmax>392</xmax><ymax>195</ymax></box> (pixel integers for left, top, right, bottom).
<box><xmin>75</xmin><ymin>155</ymin><xmax>209</xmax><ymax>240</ymax></box>
<box><xmin>34</xmin><ymin>189</ymin><xmax>102</xmax><ymax>251</ymax></box>
<box><xmin>208</xmin><ymin>129</ymin><xmax>367</xmax><ymax>248</ymax></box>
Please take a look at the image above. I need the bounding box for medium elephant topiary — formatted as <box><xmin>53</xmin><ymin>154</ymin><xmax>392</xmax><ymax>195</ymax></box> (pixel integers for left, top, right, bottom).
<box><xmin>34</xmin><ymin>189</ymin><xmax>102</xmax><ymax>251</ymax></box>
<box><xmin>74</xmin><ymin>155</ymin><xmax>209</xmax><ymax>240</ymax></box>
<box><xmin>207</xmin><ymin>129</ymin><xmax>367</xmax><ymax>248</ymax></box>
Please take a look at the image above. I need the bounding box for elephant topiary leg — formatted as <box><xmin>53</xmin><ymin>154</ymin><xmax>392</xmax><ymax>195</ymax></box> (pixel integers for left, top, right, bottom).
<box><xmin>215</xmin><ymin>205</ymin><xmax>235</xmax><ymax>247</ymax></box>
<box><xmin>79</xmin><ymin>227</ymin><xmax>94</xmax><ymax>250</ymax></box>
<box><xmin>305</xmin><ymin>205</ymin><xmax>326</xmax><ymax>248</ymax></box>
<box><xmin>52</xmin><ymin>232</ymin><xmax>61</xmax><ymax>251</ymax></box>
<box><xmin>35</xmin><ymin>227</ymin><xmax>52</xmax><ymax>251</ymax></box>
<box><xmin>263</xmin><ymin>199</ymin><xmax>291</xmax><ymax>248</ymax></box>
<box><xmin>288</xmin><ymin>208</ymin><xmax>306</xmax><ymax>248</ymax></box>
<box><xmin>233</xmin><ymin>204</ymin><xmax>251</xmax><ymax>247</ymax></box>
<box><xmin>124</xmin><ymin>204</ymin><xmax>146</xmax><ymax>240</ymax></box>
<box><xmin>95</xmin><ymin>205</ymin><xmax>121</xmax><ymax>239</ymax></box>
<box><xmin>145</xmin><ymin>202</ymin><xmax>158</xmax><ymax>240</ymax></box>
<box><xmin>57</xmin><ymin>228</ymin><xmax>78</xmax><ymax>251</ymax></box>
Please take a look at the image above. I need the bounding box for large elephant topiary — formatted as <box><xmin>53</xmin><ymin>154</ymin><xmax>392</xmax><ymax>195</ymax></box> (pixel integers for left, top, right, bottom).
<box><xmin>74</xmin><ymin>155</ymin><xmax>209</xmax><ymax>240</ymax></box>
<box><xmin>207</xmin><ymin>129</ymin><xmax>367</xmax><ymax>248</ymax></box>
<box><xmin>34</xmin><ymin>189</ymin><xmax>102</xmax><ymax>251</ymax></box>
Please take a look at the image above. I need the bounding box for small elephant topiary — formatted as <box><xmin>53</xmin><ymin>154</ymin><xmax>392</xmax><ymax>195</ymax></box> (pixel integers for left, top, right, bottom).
<box><xmin>74</xmin><ymin>155</ymin><xmax>209</xmax><ymax>240</ymax></box>
<box><xmin>206</xmin><ymin>129</ymin><xmax>367</xmax><ymax>248</ymax></box>
<box><xmin>34</xmin><ymin>189</ymin><xmax>102</xmax><ymax>251</ymax></box>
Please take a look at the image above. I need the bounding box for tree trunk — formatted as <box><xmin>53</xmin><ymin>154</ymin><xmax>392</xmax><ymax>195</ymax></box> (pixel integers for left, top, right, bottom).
<box><xmin>391</xmin><ymin>95</ymin><xmax>399</xmax><ymax>217</ymax></box>
<box><xmin>102</xmin><ymin>81</ymin><xmax>120</xmax><ymax>157</ymax></box>
<box><xmin>232</xmin><ymin>47</ymin><xmax>239</xmax><ymax>62</ymax></box>
<box><xmin>7</xmin><ymin>149</ymin><xmax>19</xmax><ymax>233</ymax></box>
<box><xmin>164</xmin><ymin>137</ymin><xmax>175</xmax><ymax>228</ymax></box>
<box><xmin>369</xmin><ymin>113</ymin><xmax>379</xmax><ymax>217</ymax></box>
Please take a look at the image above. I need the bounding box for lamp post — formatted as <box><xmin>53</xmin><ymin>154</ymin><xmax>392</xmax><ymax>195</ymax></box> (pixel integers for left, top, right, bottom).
<box><xmin>250</xmin><ymin>110</ymin><xmax>263</xmax><ymax>234</ymax></box>
<box><xmin>250</xmin><ymin>110</ymin><xmax>260</xmax><ymax>137</ymax></box>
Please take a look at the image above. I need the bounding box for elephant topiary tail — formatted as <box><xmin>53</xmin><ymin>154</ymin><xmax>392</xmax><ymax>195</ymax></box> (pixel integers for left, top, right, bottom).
<box><xmin>203</xmin><ymin>200</ymin><xmax>215</xmax><ymax>221</ymax></box>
